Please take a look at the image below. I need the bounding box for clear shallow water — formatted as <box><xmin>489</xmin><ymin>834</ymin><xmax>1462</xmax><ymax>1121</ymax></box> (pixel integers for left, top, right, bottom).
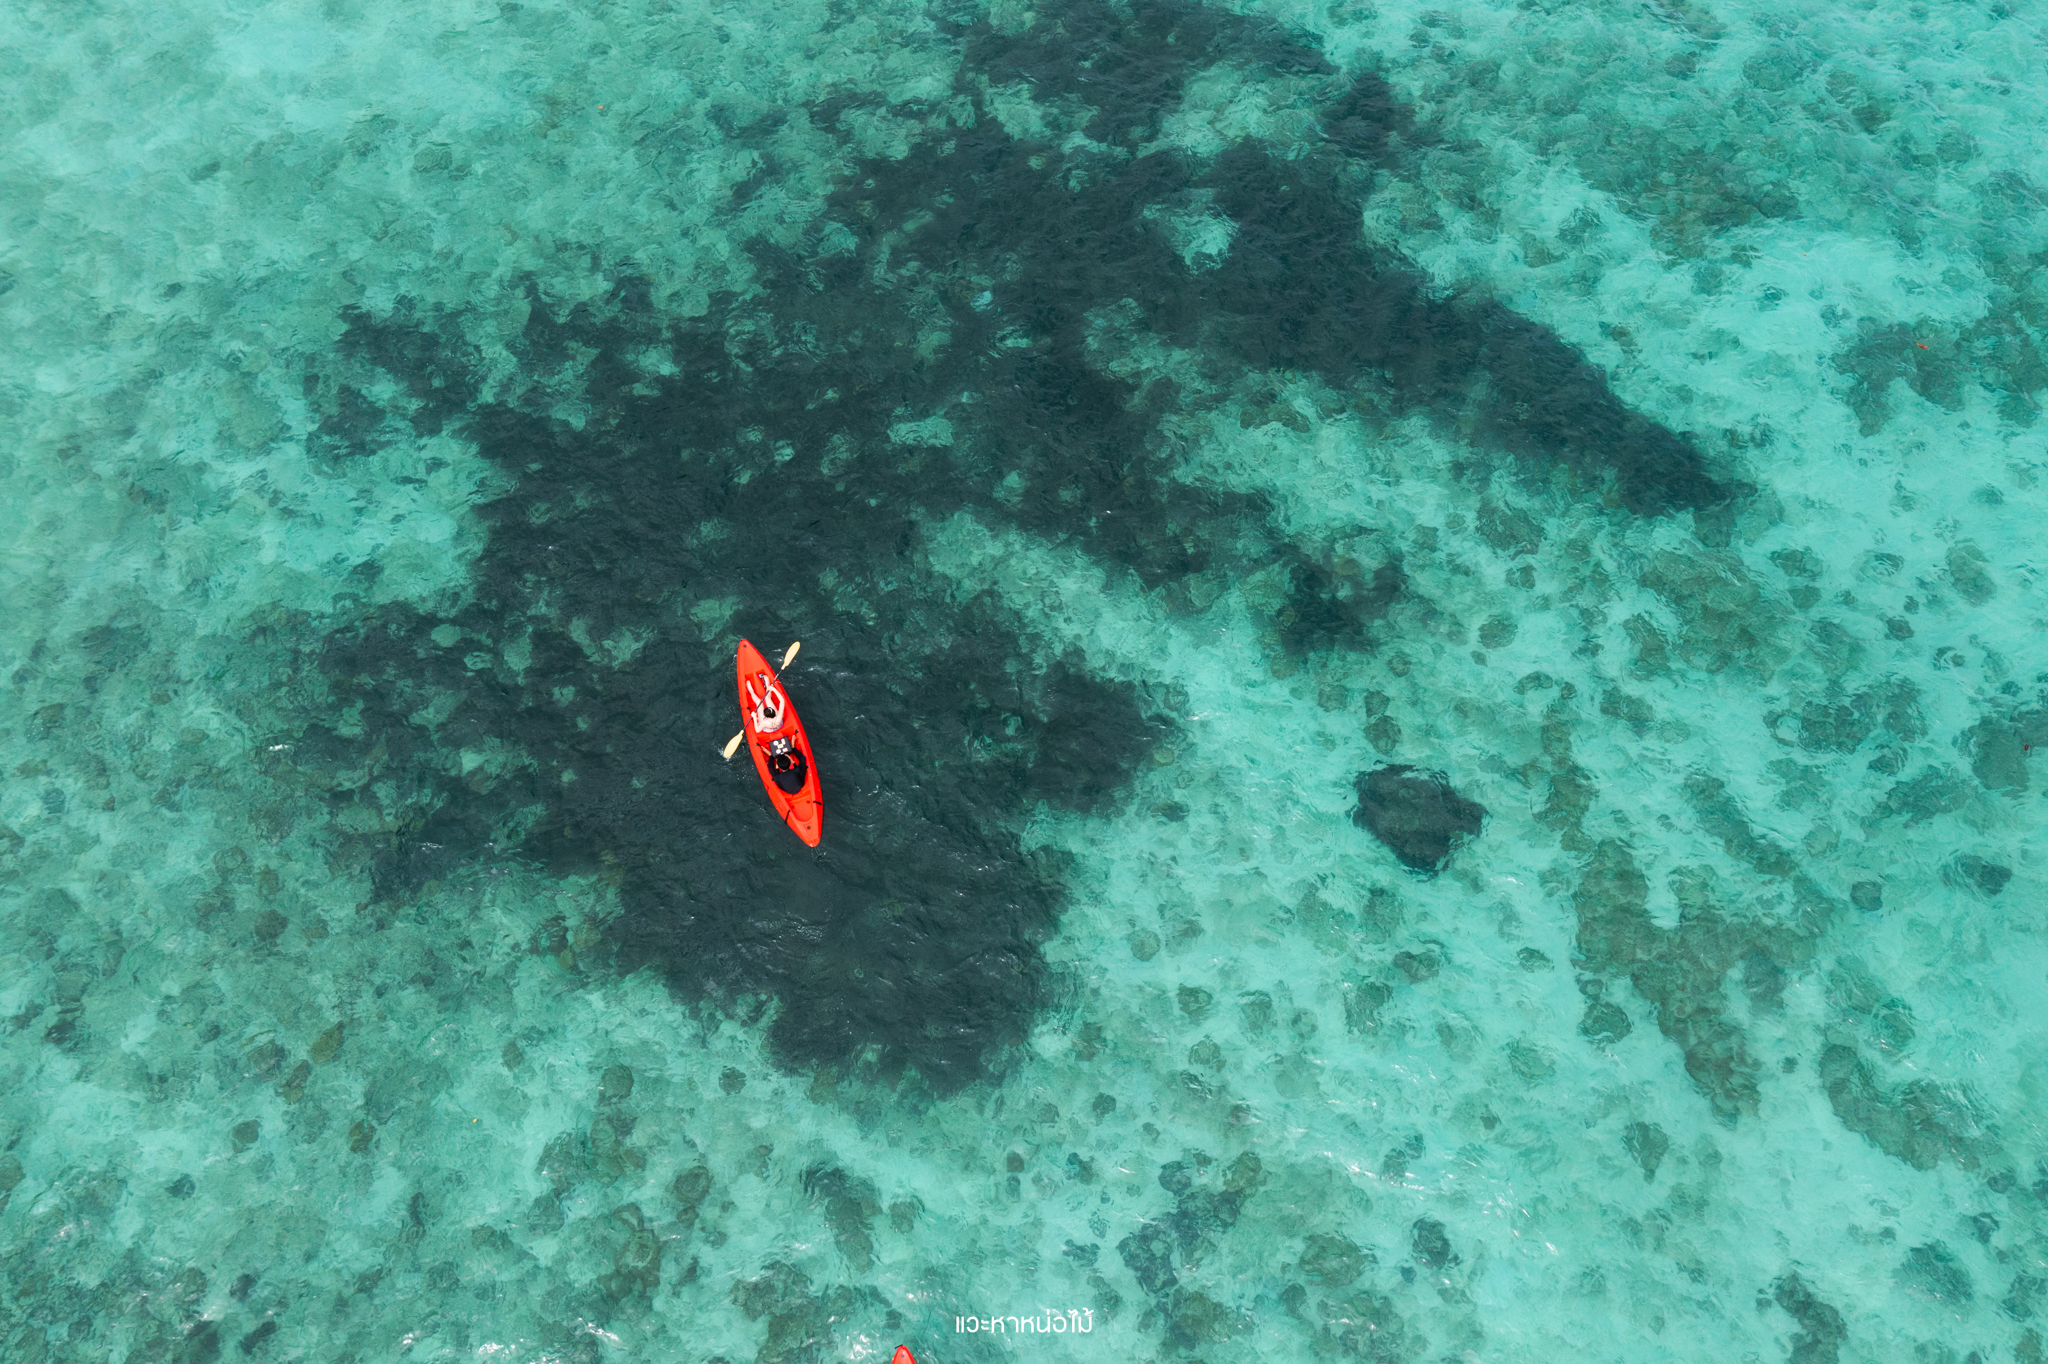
<box><xmin>2</xmin><ymin>0</ymin><xmax>2044</xmax><ymax>1360</ymax></box>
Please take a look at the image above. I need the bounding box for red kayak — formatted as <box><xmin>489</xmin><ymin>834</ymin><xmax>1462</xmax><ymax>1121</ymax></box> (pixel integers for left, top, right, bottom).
<box><xmin>736</xmin><ymin>639</ymin><xmax>822</xmax><ymax>846</ymax></box>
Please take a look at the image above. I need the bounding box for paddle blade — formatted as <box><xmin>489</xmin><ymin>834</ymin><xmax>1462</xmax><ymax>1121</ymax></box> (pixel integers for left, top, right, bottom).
<box><xmin>721</xmin><ymin>731</ymin><xmax>744</xmax><ymax>760</ymax></box>
<box><xmin>781</xmin><ymin>640</ymin><xmax>801</xmax><ymax>668</ymax></box>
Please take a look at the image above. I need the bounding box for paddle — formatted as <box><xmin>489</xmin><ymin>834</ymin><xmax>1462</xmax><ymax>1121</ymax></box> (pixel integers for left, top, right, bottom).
<box><xmin>721</xmin><ymin>640</ymin><xmax>802</xmax><ymax>758</ymax></box>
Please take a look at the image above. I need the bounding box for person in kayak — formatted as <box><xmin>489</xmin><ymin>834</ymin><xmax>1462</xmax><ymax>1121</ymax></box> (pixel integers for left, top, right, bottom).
<box><xmin>747</xmin><ymin>676</ymin><xmax>788</xmax><ymax>734</ymax></box>
<box><xmin>764</xmin><ymin>737</ymin><xmax>809</xmax><ymax>794</ymax></box>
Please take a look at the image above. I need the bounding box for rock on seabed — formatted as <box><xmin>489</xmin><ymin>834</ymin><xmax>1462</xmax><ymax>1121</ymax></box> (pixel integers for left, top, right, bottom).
<box><xmin>1351</xmin><ymin>765</ymin><xmax>1488</xmax><ymax>875</ymax></box>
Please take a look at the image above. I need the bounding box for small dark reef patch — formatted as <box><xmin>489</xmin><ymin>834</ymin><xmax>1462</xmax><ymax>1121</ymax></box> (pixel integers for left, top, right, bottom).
<box><xmin>1352</xmin><ymin>765</ymin><xmax>1487</xmax><ymax>875</ymax></box>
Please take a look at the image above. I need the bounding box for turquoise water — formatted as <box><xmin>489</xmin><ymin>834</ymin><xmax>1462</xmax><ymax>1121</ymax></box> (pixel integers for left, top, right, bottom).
<box><xmin>3</xmin><ymin>0</ymin><xmax>2045</xmax><ymax>1360</ymax></box>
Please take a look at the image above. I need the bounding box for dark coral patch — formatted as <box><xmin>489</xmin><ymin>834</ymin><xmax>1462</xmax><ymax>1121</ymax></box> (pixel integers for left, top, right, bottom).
<box><xmin>315</xmin><ymin>284</ymin><xmax>1180</xmax><ymax>1092</ymax></box>
<box><xmin>306</xmin><ymin>0</ymin><xmax>1740</xmax><ymax>1095</ymax></box>
<box><xmin>1774</xmin><ymin>1272</ymin><xmax>1847</xmax><ymax>1364</ymax></box>
<box><xmin>947</xmin><ymin>2</ymin><xmax>1732</xmax><ymax>519</ymax></box>
<box><xmin>1351</xmin><ymin>765</ymin><xmax>1486</xmax><ymax>875</ymax></box>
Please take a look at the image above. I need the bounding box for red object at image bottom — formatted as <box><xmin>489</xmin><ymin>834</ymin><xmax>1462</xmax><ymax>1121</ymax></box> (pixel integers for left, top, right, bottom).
<box><xmin>891</xmin><ymin>1350</ymin><xmax>916</xmax><ymax>1364</ymax></box>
